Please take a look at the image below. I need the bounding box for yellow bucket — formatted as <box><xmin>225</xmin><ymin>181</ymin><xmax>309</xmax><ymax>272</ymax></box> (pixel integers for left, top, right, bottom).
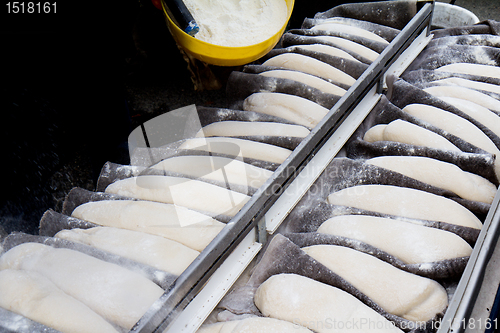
<box><xmin>161</xmin><ymin>0</ymin><xmax>295</xmax><ymax>66</ymax></box>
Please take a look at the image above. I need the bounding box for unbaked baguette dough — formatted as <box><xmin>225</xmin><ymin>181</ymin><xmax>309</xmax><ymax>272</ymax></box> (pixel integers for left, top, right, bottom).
<box><xmin>262</xmin><ymin>53</ymin><xmax>357</xmax><ymax>86</ymax></box>
<box><xmin>105</xmin><ymin>175</ymin><xmax>250</xmax><ymax>218</ymax></box>
<box><xmin>152</xmin><ymin>155</ymin><xmax>273</xmax><ymax>190</ymax></box>
<box><xmin>0</xmin><ymin>269</ymin><xmax>119</xmax><ymax>333</ymax></box>
<box><xmin>363</xmin><ymin>124</ymin><xmax>386</xmax><ymax>142</ymax></box>
<box><xmin>383</xmin><ymin>120</ymin><xmax>461</xmax><ymax>152</ymax></box>
<box><xmin>55</xmin><ymin>226</ymin><xmax>200</xmax><ymax>275</ymax></box>
<box><xmin>311</xmin><ymin>23</ymin><xmax>390</xmax><ymax>45</ymax></box>
<box><xmin>439</xmin><ymin>96</ymin><xmax>500</xmax><ymax>139</ymax></box>
<box><xmin>195</xmin><ymin>120</ymin><xmax>311</xmax><ymax>138</ymax></box>
<box><xmin>402</xmin><ymin>104</ymin><xmax>499</xmax><ymax>156</ymax></box>
<box><xmin>196</xmin><ymin>321</ymin><xmax>227</xmax><ymax>333</ymax></box>
<box><xmin>327</xmin><ymin>184</ymin><xmax>483</xmax><ymax>229</ymax></box>
<box><xmin>243</xmin><ymin>92</ymin><xmax>330</xmax><ymax>128</ymax></box>
<box><xmin>316</xmin><ymin>215</ymin><xmax>473</xmax><ymax>264</ymax></box>
<box><xmin>71</xmin><ymin>200</ymin><xmax>224</xmax><ymax>252</ymax></box>
<box><xmin>366</xmin><ymin>156</ymin><xmax>496</xmax><ymax>204</ymax></box>
<box><xmin>436</xmin><ymin>63</ymin><xmax>500</xmax><ymax>80</ymax></box>
<box><xmin>312</xmin><ymin>36</ymin><xmax>380</xmax><ymax>62</ymax></box>
<box><xmin>179</xmin><ymin>136</ymin><xmax>292</xmax><ymax>164</ymax></box>
<box><xmin>254</xmin><ymin>273</ymin><xmax>404</xmax><ymax>333</ymax></box>
<box><xmin>259</xmin><ymin>69</ymin><xmax>347</xmax><ymax>95</ymax></box>
<box><xmin>0</xmin><ymin>243</ymin><xmax>164</xmax><ymax>330</ymax></box>
<box><xmin>197</xmin><ymin>317</ymin><xmax>314</xmax><ymax>333</ymax></box>
<box><xmin>302</xmin><ymin>244</ymin><xmax>448</xmax><ymax>322</ymax></box>
<box><xmin>365</xmin><ymin>119</ymin><xmax>461</xmax><ymax>152</ymax></box>
<box><xmin>295</xmin><ymin>44</ymin><xmax>360</xmax><ymax>62</ymax></box>
<box><xmin>432</xmin><ymin>77</ymin><xmax>500</xmax><ymax>95</ymax></box>
<box><xmin>423</xmin><ymin>85</ymin><xmax>500</xmax><ymax>112</ymax></box>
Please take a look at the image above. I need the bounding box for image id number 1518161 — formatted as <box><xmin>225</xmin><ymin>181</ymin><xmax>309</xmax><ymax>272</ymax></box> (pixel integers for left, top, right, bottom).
<box><xmin>6</xmin><ymin>2</ymin><xmax>56</xmax><ymax>14</ymax></box>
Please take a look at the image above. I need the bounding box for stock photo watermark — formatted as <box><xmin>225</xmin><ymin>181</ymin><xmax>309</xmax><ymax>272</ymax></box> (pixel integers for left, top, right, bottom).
<box><xmin>290</xmin><ymin>317</ymin><xmax>499</xmax><ymax>331</ymax></box>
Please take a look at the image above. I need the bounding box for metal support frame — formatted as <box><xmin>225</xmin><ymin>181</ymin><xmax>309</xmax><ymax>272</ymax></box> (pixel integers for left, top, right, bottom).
<box><xmin>130</xmin><ymin>4</ymin><xmax>435</xmax><ymax>333</ymax></box>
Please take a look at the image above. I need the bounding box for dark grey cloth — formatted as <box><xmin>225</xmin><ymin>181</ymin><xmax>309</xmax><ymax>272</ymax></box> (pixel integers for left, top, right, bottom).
<box><xmin>405</xmin><ymin>45</ymin><xmax>500</xmax><ymax>72</ymax></box>
<box><xmin>431</xmin><ymin>20</ymin><xmax>500</xmax><ymax>39</ymax></box>
<box><xmin>387</xmin><ymin>78</ymin><xmax>500</xmax><ymax>150</ymax></box>
<box><xmin>301</xmin><ymin>16</ymin><xmax>400</xmax><ymax>42</ymax></box>
<box><xmin>226</xmin><ymin>71</ymin><xmax>342</xmax><ymax>110</ymax></box>
<box><xmin>281</xmin><ymin>157</ymin><xmax>485</xmax><ymax>241</ymax></box>
<box><xmin>345</xmin><ymin>95</ymin><xmax>499</xmax><ymax>186</ymax></box>
<box><xmin>314</xmin><ymin>0</ymin><xmax>418</xmax><ymax>30</ymax></box>
<box><xmin>219</xmin><ymin>234</ymin><xmax>445</xmax><ymax>332</ymax></box>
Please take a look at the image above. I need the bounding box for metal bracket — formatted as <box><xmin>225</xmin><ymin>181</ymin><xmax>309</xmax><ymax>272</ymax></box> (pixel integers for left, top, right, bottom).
<box><xmin>257</xmin><ymin>217</ymin><xmax>267</xmax><ymax>244</ymax></box>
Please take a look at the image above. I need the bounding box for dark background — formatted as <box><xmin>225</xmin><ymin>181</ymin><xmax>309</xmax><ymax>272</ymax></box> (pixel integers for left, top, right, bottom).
<box><xmin>0</xmin><ymin>0</ymin><xmax>368</xmax><ymax>236</ymax></box>
<box><xmin>0</xmin><ymin>0</ymin><xmax>498</xmax><ymax>237</ymax></box>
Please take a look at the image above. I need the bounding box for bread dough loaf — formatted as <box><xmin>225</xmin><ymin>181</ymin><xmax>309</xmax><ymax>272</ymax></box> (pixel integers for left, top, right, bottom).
<box><xmin>0</xmin><ymin>269</ymin><xmax>119</xmax><ymax>333</ymax></box>
<box><xmin>311</xmin><ymin>23</ymin><xmax>389</xmax><ymax>45</ymax></box>
<box><xmin>254</xmin><ymin>274</ymin><xmax>403</xmax><ymax>333</ymax></box>
<box><xmin>197</xmin><ymin>317</ymin><xmax>314</xmax><ymax>333</ymax></box>
<box><xmin>327</xmin><ymin>184</ymin><xmax>482</xmax><ymax>229</ymax></box>
<box><xmin>243</xmin><ymin>92</ymin><xmax>329</xmax><ymax>128</ymax></box>
<box><xmin>367</xmin><ymin>119</ymin><xmax>460</xmax><ymax>152</ymax></box>
<box><xmin>302</xmin><ymin>244</ymin><xmax>448</xmax><ymax>322</ymax></box>
<box><xmin>152</xmin><ymin>155</ymin><xmax>273</xmax><ymax>190</ymax></box>
<box><xmin>0</xmin><ymin>243</ymin><xmax>164</xmax><ymax>330</ymax></box>
<box><xmin>363</xmin><ymin>124</ymin><xmax>387</xmax><ymax>142</ymax></box>
<box><xmin>259</xmin><ymin>69</ymin><xmax>347</xmax><ymax>95</ymax></box>
<box><xmin>312</xmin><ymin>36</ymin><xmax>380</xmax><ymax>62</ymax></box>
<box><xmin>263</xmin><ymin>53</ymin><xmax>357</xmax><ymax>86</ymax></box>
<box><xmin>316</xmin><ymin>215</ymin><xmax>473</xmax><ymax>264</ymax></box>
<box><xmin>71</xmin><ymin>200</ymin><xmax>224</xmax><ymax>252</ymax></box>
<box><xmin>55</xmin><ymin>226</ymin><xmax>200</xmax><ymax>275</ymax></box>
<box><xmin>432</xmin><ymin>77</ymin><xmax>500</xmax><ymax>95</ymax></box>
<box><xmin>295</xmin><ymin>44</ymin><xmax>360</xmax><ymax>62</ymax></box>
<box><xmin>180</xmin><ymin>136</ymin><xmax>292</xmax><ymax>164</ymax></box>
<box><xmin>367</xmin><ymin>156</ymin><xmax>496</xmax><ymax>204</ymax></box>
<box><xmin>105</xmin><ymin>175</ymin><xmax>250</xmax><ymax>217</ymax></box>
<box><xmin>402</xmin><ymin>104</ymin><xmax>499</xmax><ymax>155</ymax></box>
<box><xmin>439</xmin><ymin>96</ymin><xmax>500</xmax><ymax>139</ymax></box>
<box><xmin>436</xmin><ymin>63</ymin><xmax>500</xmax><ymax>80</ymax></box>
<box><xmin>195</xmin><ymin>120</ymin><xmax>311</xmax><ymax>138</ymax></box>
<box><xmin>423</xmin><ymin>85</ymin><xmax>500</xmax><ymax>112</ymax></box>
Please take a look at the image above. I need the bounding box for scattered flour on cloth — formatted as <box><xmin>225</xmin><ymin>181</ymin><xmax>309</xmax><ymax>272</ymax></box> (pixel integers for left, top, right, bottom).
<box><xmin>183</xmin><ymin>0</ymin><xmax>288</xmax><ymax>46</ymax></box>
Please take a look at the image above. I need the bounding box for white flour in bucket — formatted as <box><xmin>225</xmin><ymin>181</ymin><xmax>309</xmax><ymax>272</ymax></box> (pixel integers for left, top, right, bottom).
<box><xmin>183</xmin><ymin>0</ymin><xmax>288</xmax><ymax>47</ymax></box>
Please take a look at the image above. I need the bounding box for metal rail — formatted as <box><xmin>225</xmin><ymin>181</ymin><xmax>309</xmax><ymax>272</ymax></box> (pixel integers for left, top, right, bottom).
<box><xmin>438</xmin><ymin>191</ymin><xmax>500</xmax><ymax>333</ymax></box>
